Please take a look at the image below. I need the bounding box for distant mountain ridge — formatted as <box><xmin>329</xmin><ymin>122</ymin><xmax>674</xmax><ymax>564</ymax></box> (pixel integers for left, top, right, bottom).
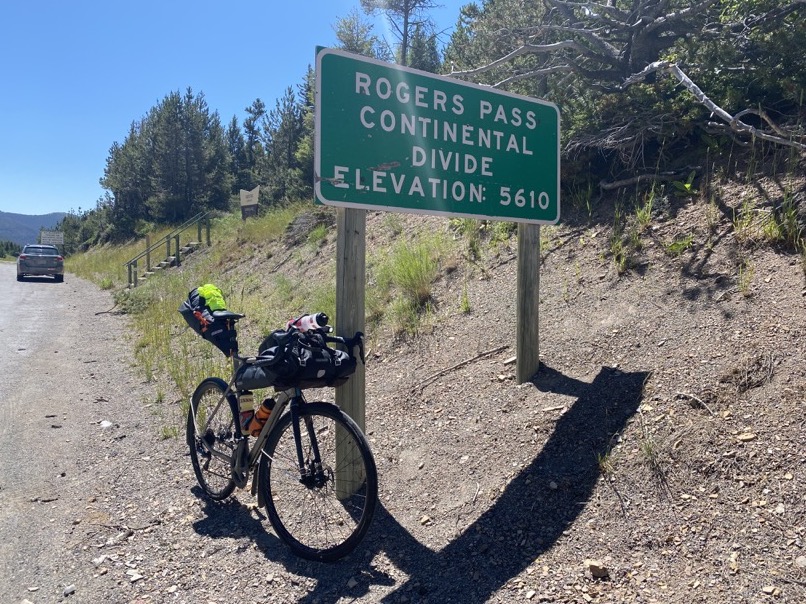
<box><xmin>0</xmin><ymin>211</ymin><xmax>67</xmax><ymax>246</ymax></box>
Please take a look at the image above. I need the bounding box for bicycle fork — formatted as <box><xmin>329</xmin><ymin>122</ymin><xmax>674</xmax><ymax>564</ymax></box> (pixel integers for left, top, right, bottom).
<box><xmin>289</xmin><ymin>397</ymin><xmax>327</xmax><ymax>488</ymax></box>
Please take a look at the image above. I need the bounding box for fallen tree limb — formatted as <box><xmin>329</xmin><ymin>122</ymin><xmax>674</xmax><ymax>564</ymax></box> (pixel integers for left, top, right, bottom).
<box><xmin>623</xmin><ymin>61</ymin><xmax>806</xmax><ymax>153</ymax></box>
<box><xmin>416</xmin><ymin>345</ymin><xmax>509</xmax><ymax>393</ymax></box>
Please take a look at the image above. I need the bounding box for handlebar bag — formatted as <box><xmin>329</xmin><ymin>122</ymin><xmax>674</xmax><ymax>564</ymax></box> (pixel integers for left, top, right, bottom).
<box><xmin>251</xmin><ymin>329</ymin><xmax>357</xmax><ymax>389</ymax></box>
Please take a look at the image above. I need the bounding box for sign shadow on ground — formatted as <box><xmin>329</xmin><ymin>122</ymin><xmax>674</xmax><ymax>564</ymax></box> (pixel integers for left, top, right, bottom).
<box><xmin>288</xmin><ymin>363</ymin><xmax>649</xmax><ymax>602</ymax></box>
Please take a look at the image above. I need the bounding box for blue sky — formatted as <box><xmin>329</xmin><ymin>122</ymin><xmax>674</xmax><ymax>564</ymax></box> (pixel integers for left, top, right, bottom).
<box><xmin>0</xmin><ymin>0</ymin><xmax>466</xmax><ymax>217</ymax></box>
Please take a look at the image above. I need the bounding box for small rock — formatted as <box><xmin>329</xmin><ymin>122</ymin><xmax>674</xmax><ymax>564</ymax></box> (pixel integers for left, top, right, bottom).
<box><xmin>761</xmin><ymin>585</ymin><xmax>779</xmax><ymax>595</ymax></box>
<box><xmin>775</xmin><ymin>503</ymin><xmax>785</xmax><ymax>514</ymax></box>
<box><xmin>736</xmin><ymin>433</ymin><xmax>757</xmax><ymax>442</ymax></box>
<box><xmin>100</xmin><ymin>420</ymin><xmax>114</xmax><ymax>430</ymax></box>
<box><xmin>347</xmin><ymin>577</ymin><xmax>358</xmax><ymax>588</ymax></box>
<box><xmin>420</xmin><ymin>515</ymin><xmax>432</xmax><ymax>525</ymax></box>
<box><xmin>166</xmin><ymin>585</ymin><xmax>178</xmax><ymax>593</ymax></box>
<box><xmin>584</xmin><ymin>559</ymin><xmax>609</xmax><ymax>579</ymax></box>
<box><xmin>63</xmin><ymin>584</ymin><xmax>76</xmax><ymax>596</ymax></box>
<box><xmin>548</xmin><ymin>481</ymin><xmax>558</xmax><ymax>490</ymax></box>
<box><xmin>795</xmin><ymin>556</ymin><xmax>806</xmax><ymax>569</ymax></box>
<box><xmin>525</xmin><ymin>590</ymin><xmax>536</xmax><ymax>599</ymax></box>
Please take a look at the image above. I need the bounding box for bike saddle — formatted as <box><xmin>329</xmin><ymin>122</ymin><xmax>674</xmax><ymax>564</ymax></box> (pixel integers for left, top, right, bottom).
<box><xmin>212</xmin><ymin>310</ymin><xmax>245</xmax><ymax>321</ymax></box>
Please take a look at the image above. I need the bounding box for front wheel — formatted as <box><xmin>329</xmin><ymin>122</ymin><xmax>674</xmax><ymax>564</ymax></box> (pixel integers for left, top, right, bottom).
<box><xmin>187</xmin><ymin>378</ymin><xmax>238</xmax><ymax>500</ymax></box>
<box><xmin>258</xmin><ymin>402</ymin><xmax>378</xmax><ymax>561</ymax></box>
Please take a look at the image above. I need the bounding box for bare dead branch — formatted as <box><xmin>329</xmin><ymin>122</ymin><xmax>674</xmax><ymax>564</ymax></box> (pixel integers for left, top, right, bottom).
<box><xmin>644</xmin><ymin>0</ymin><xmax>720</xmax><ymax>34</ymax></box>
<box><xmin>536</xmin><ymin>24</ymin><xmax>621</xmax><ymax>61</ymax></box>
<box><xmin>450</xmin><ymin>40</ymin><xmax>599</xmax><ymax>78</ymax></box>
<box><xmin>734</xmin><ymin>108</ymin><xmax>804</xmax><ymax>141</ymax></box>
<box><xmin>623</xmin><ymin>61</ymin><xmax>806</xmax><ymax>153</ymax></box>
<box><xmin>494</xmin><ymin>65</ymin><xmax>574</xmax><ymax>88</ymax></box>
<box><xmin>598</xmin><ymin>171</ymin><xmax>691</xmax><ymax>191</ymax></box>
<box><xmin>746</xmin><ymin>0</ymin><xmax>806</xmax><ymax>29</ymax></box>
<box><xmin>415</xmin><ymin>345</ymin><xmax>509</xmax><ymax>393</ymax></box>
<box><xmin>675</xmin><ymin>391</ymin><xmax>716</xmax><ymax>416</ymax></box>
<box><xmin>544</xmin><ymin>0</ymin><xmax>629</xmax><ymax>25</ymax></box>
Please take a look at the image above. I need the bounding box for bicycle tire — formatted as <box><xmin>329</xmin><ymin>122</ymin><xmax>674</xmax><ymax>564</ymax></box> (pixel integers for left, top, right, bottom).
<box><xmin>187</xmin><ymin>377</ymin><xmax>238</xmax><ymax>500</ymax></box>
<box><xmin>258</xmin><ymin>402</ymin><xmax>378</xmax><ymax>561</ymax></box>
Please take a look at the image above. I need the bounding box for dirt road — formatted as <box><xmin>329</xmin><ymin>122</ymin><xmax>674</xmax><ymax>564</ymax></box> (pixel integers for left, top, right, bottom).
<box><xmin>0</xmin><ymin>264</ymin><xmax>158</xmax><ymax>602</ymax></box>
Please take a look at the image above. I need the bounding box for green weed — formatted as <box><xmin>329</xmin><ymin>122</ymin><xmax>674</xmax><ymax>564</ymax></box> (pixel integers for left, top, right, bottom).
<box><xmin>160</xmin><ymin>425</ymin><xmax>180</xmax><ymax>440</ymax></box>
<box><xmin>491</xmin><ymin>221</ymin><xmax>517</xmax><ymax>245</ymax></box>
<box><xmin>380</xmin><ymin>237</ymin><xmax>442</xmax><ymax>307</ymax></box>
<box><xmin>738</xmin><ymin>258</ymin><xmax>754</xmax><ymax>297</ymax></box>
<box><xmin>671</xmin><ymin>170</ymin><xmax>698</xmax><ymax>197</ymax></box>
<box><xmin>597</xmin><ymin>451</ymin><xmax>615</xmax><ymax>476</ymax></box>
<box><xmin>666</xmin><ymin>233</ymin><xmax>694</xmax><ymax>257</ymax></box>
<box><xmin>459</xmin><ymin>285</ymin><xmax>471</xmax><ymax>314</ymax></box>
<box><xmin>568</xmin><ymin>180</ymin><xmax>595</xmax><ymax>219</ymax></box>
<box><xmin>307</xmin><ymin>223</ymin><xmax>329</xmax><ymax>247</ymax></box>
<box><xmin>635</xmin><ymin>186</ymin><xmax>657</xmax><ymax>231</ymax></box>
<box><xmin>383</xmin><ymin>213</ymin><xmax>403</xmax><ymax>236</ymax></box>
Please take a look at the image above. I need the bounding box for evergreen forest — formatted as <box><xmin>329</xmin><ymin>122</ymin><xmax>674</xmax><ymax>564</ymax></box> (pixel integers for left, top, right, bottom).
<box><xmin>58</xmin><ymin>0</ymin><xmax>806</xmax><ymax>254</ymax></box>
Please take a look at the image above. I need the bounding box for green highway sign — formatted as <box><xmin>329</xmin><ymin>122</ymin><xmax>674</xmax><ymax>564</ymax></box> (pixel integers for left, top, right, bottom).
<box><xmin>315</xmin><ymin>48</ymin><xmax>560</xmax><ymax>224</ymax></box>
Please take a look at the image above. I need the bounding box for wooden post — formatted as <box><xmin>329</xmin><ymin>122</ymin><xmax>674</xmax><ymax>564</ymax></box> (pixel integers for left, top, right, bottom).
<box><xmin>133</xmin><ymin>260</ymin><xmax>138</xmax><ymax>288</ymax></box>
<box><xmin>205</xmin><ymin>218</ymin><xmax>211</xmax><ymax>246</ymax></box>
<box><xmin>335</xmin><ymin>207</ymin><xmax>366</xmax><ymax>498</ymax></box>
<box><xmin>174</xmin><ymin>235</ymin><xmax>181</xmax><ymax>266</ymax></box>
<box><xmin>197</xmin><ymin>220</ymin><xmax>202</xmax><ymax>244</ymax></box>
<box><xmin>516</xmin><ymin>223</ymin><xmax>541</xmax><ymax>383</ymax></box>
<box><xmin>145</xmin><ymin>235</ymin><xmax>151</xmax><ymax>271</ymax></box>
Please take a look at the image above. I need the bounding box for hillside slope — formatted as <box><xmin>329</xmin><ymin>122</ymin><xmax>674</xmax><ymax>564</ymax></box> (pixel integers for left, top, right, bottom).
<box><xmin>32</xmin><ymin>172</ymin><xmax>804</xmax><ymax>603</ymax></box>
<box><xmin>132</xmin><ymin>173</ymin><xmax>805</xmax><ymax>602</ymax></box>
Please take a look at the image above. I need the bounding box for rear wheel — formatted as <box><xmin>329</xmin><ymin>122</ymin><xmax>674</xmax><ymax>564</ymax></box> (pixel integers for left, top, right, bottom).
<box><xmin>258</xmin><ymin>402</ymin><xmax>378</xmax><ymax>561</ymax></box>
<box><xmin>187</xmin><ymin>378</ymin><xmax>238</xmax><ymax>500</ymax></box>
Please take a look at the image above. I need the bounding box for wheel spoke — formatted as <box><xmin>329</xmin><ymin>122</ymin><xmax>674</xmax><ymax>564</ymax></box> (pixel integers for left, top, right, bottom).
<box><xmin>187</xmin><ymin>379</ymin><xmax>237</xmax><ymax>500</ymax></box>
<box><xmin>258</xmin><ymin>403</ymin><xmax>377</xmax><ymax>561</ymax></box>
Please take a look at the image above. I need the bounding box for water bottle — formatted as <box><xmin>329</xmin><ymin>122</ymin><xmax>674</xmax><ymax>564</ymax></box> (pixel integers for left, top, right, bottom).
<box><xmin>248</xmin><ymin>397</ymin><xmax>275</xmax><ymax>436</ymax></box>
<box><xmin>240</xmin><ymin>409</ymin><xmax>254</xmax><ymax>433</ymax></box>
<box><xmin>287</xmin><ymin>312</ymin><xmax>328</xmax><ymax>332</ymax></box>
<box><xmin>239</xmin><ymin>391</ymin><xmax>254</xmax><ymax>433</ymax></box>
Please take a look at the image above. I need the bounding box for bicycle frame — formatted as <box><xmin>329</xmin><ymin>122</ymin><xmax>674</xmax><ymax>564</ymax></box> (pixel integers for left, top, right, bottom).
<box><xmin>190</xmin><ymin>355</ymin><xmax>330</xmax><ymax>504</ymax></box>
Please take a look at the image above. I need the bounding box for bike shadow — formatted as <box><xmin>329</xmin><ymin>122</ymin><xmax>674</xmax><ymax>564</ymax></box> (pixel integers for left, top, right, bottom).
<box><xmin>192</xmin><ymin>363</ymin><xmax>648</xmax><ymax>603</ymax></box>
<box><xmin>191</xmin><ymin>491</ymin><xmax>282</xmax><ymax>551</ymax></box>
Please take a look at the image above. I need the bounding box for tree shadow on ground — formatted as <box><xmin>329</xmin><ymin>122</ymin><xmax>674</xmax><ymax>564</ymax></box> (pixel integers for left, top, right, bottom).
<box><xmin>190</xmin><ymin>363</ymin><xmax>648</xmax><ymax>603</ymax></box>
